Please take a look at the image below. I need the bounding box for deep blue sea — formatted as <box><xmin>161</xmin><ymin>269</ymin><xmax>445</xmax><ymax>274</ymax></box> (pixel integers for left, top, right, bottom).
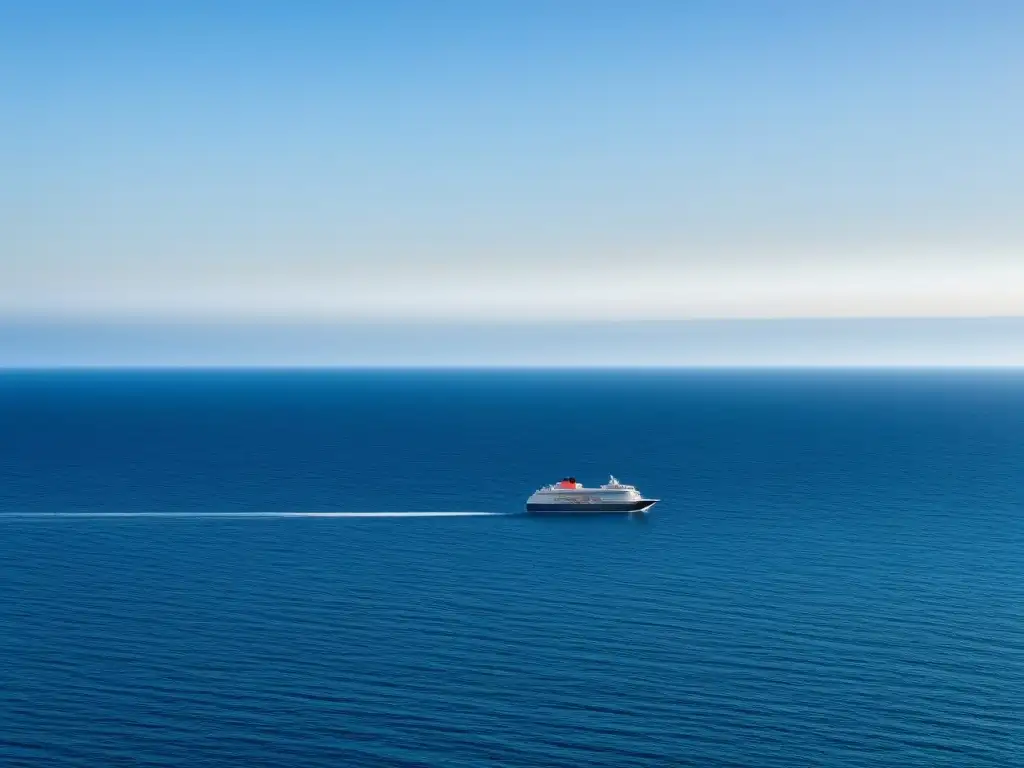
<box><xmin>2</xmin><ymin>370</ymin><xmax>1023</xmax><ymax>767</ymax></box>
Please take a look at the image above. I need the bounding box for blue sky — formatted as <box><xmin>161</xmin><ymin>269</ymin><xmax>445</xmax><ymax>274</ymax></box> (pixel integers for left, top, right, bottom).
<box><xmin>3</xmin><ymin>1</ymin><xmax>1023</xmax><ymax>364</ymax></box>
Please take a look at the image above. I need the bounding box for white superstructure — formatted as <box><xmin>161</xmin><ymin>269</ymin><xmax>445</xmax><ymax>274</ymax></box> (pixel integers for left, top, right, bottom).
<box><xmin>526</xmin><ymin>476</ymin><xmax>658</xmax><ymax>514</ymax></box>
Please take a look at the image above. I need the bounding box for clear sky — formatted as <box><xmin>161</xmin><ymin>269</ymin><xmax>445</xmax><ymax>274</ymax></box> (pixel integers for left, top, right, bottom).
<box><xmin>3</xmin><ymin>1</ymin><xmax>1023</xmax><ymax>364</ymax></box>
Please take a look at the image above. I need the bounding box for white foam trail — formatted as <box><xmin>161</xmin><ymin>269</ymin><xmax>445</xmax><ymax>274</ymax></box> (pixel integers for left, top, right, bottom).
<box><xmin>0</xmin><ymin>511</ymin><xmax>509</xmax><ymax>520</ymax></box>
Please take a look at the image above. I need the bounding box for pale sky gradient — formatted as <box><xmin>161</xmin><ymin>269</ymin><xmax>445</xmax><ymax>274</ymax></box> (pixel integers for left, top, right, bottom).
<box><xmin>5</xmin><ymin>319</ymin><xmax>1024</xmax><ymax>368</ymax></box>
<box><xmin>3</xmin><ymin>1</ymin><xmax>1023</xmax><ymax>363</ymax></box>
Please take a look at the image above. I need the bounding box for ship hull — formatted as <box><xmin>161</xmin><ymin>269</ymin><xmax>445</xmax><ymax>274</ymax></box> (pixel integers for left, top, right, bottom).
<box><xmin>526</xmin><ymin>500</ymin><xmax>657</xmax><ymax>514</ymax></box>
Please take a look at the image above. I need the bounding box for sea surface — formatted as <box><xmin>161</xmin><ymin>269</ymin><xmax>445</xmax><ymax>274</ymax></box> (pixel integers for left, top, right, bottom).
<box><xmin>2</xmin><ymin>369</ymin><xmax>1023</xmax><ymax>767</ymax></box>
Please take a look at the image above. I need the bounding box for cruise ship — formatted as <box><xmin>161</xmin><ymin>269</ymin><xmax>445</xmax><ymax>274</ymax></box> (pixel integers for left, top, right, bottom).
<box><xmin>525</xmin><ymin>476</ymin><xmax>658</xmax><ymax>514</ymax></box>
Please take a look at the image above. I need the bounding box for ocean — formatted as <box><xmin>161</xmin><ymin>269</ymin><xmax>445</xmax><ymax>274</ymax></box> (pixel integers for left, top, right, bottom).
<box><xmin>2</xmin><ymin>370</ymin><xmax>1023</xmax><ymax>766</ymax></box>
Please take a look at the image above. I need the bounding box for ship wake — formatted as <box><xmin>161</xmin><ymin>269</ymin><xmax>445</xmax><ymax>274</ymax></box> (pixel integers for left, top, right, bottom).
<box><xmin>0</xmin><ymin>511</ymin><xmax>511</xmax><ymax>520</ymax></box>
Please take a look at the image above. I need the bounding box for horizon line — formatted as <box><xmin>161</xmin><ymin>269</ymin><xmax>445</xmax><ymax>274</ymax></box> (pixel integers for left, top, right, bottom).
<box><xmin>5</xmin><ymin>364</ymin><xmax>1024</xmax><ymax>372</ymax></box>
